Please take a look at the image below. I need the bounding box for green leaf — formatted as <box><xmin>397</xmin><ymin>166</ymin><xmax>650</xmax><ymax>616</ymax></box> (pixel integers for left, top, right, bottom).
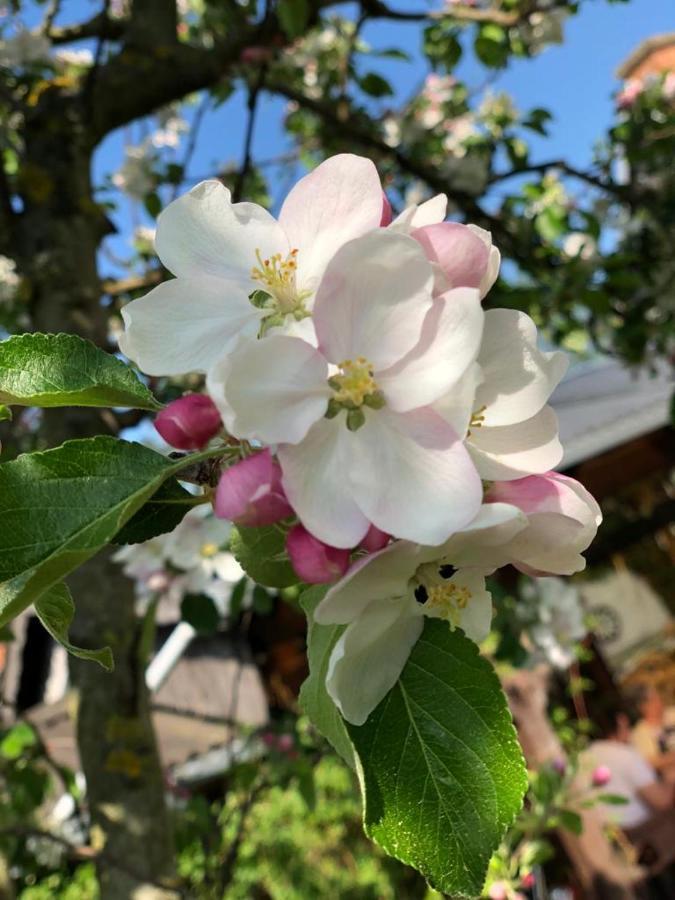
<box><xmin>144</xmin><ymin>192</ymin><xmax>162</xmax><ymax>218</ymax></box>
<box><xmin>277</xmin><ymin>0</ymin><xmax>310</xmax><ymax>39</ymax></box>
<box><xmin>181</xmin><ymin>594</ymin><xmax>220</xmax><ymax>634</ymax></box>
<box><xmin>112</xmin><ymin>478</ymin><xmax>196</xmax><ymax>545</ymax></box>
<box><xmin>231</xmin><ymin>525</ymin><xmax>298</xmax><ymax>589</ymax></box>
<box><xmin>0</xmin><ymin>405</ymin><xmax>11</xmax><ymax>422</ymax></box>
<box><xmin>35</xmin><ymin>582</ymin><xmax>113</xmax><ymax>671</ymax></box>
<box><xmin>557</xmin><ymin>808</ymin><xmax>583</xmax><ymax>835</ymax></box>
<box><xmin>0</xmin><ymin>437</ymin><xmax>214</xmax><ymax>626</ymax></box>
<box><xmin>299</xmin><ymin>586</ymin><xmax>354</xmax><ymax>767</ymax></box>
<box><xmin>0</xmin><ymin>333</ymin><xmax>160</xmax><ymax>411</ymax></box>
<box><xmin>347</xmin><ymin>620</ymin><xmax>527</xmax><ymax>897</ymax></box>
<box><xmin>596</xmin><ymin>793</ymin><xmax>629</xmax><ymax>805</ymax></box>
<box><xmin>0</xmin><ymin>722</ymin><xmax>37</xmax><ymax>760</ymax></box>
<box><xmin>359</xmin><ymin>72</ymin><xmax>394</xmax><ymax>98</ymax></box>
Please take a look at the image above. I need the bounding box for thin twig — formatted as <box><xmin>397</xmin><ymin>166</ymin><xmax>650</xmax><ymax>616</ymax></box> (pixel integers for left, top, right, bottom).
<box><xmin>232</xmin><ymin>65</ymin><xmax>268</xmax><ymax>203</ymax></box>
<box><xmin>171</xmin><ymin>94</ymin><xmax>210</xmax><ymax>200</ymax></box>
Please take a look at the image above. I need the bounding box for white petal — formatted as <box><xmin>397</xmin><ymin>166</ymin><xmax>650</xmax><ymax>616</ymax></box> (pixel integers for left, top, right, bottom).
<box><xmin>476</xmin><ymin>309</ymin><xmax>568</xmax><ymax>426</ymax></box>
<box><xmin>456</xmin><ymin>572</ymin><xmax>493</xmax><ymax>643</ymax></box>
<box><xmin>467</xmin><ymin>224</ymin><xmax>500</xmax><ymax>297</ymax></box>
<box><xmin>278</xmin><ymin>154</ymin><xmax>383</xmax><ymax>293</ymax></box>
<box><xmin>278</xmin><ymin>418</ymin><xmax>370</xmax><ymax>548</ymax></box>
<box><xmin>119</xmin><ymin>276</ymin><xmax>261</xmax><ymax>376</ymax></box>
<box><xmin>434</xmin><ymin>362</ymin><xmax>483</xmax><ymax>437</ymax></box>
<box><xmin>155</xmin><ymin>180</ymin><xmax>287</xmax><ymax>280</ymax></box>
<box><xmin>438</xmin><ymin>503</ymin><xmax>528</xmax><ymax>568</ymax></box>
<box><xmin>220</xmin><ymin>334</ymin><xmax>329</xmax><ymax>444</ymax></box>
<box><xmin>469</xmin><ymin>405</ymin><xmax>563</xmax><ymax>480</ymax></box>
<box><xmin>313</xmin><ymin>230</ymin><xmax>434</xmax><ymax>370</ymax></box>
<box><xmin>349</xmin><ymin>408</ymin><xmax>483</xmax><ymax>545</ymax></box>
<box><xmin>506</xmin><ymin>513</ymin><xmax>591</xmax><ymax>576</ymax></box>
<box><xmin>326</xmin><ymin>597</ymin><xmax>423</xmax><ymax>725</ymax></box>
<box><xmin>390</xmin><ymin>194</ymin><xmax>448</xmax><ymax>231</ymax></box>
<box><xmin>315</xmin><ymin>540</ymin><xmax>427</xmax><ymax>625</ymax></box>
<box><xmin>378</xmin><ymin>288</ymin><xmax>484</xmax><ymax>412</ymax></box>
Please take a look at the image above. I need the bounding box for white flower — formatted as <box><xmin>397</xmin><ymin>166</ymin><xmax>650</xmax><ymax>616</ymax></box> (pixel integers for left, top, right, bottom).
<box><xmin>436</xmin><ymin>309</ymin><xmax>568</xmax><ymax>480</ymax></box>
<box><xmin>0</xmin><ymin>30</ymin><xmax>50</xmax><ymax>68</ymax></box>
<box><xmin>113</xmin><ymin>506</ymin><xmax>243</xmax><ymax>613</ymax></box>
<box><xmin>522</xmin><ymin>577</ymin><xmax>587</xmax><ymax>669</ymax></box>
<box><xmin>151</xmin><ymin>105</ymin><xmax>188</xmax><ymax>149</ymax></box>
<box><xmin>118</xmin><ymin>154</ymin><xmax>384</xmax><ymax>376</ymax></box>
<box><xmin>112</xmin><ymin>144</ymin><xmax>157</xmax><ymax>201</ymax></box>
<box><xmin>0</xmin><ymin>255</ymin><xmax>20</xmax><ymax>305</ymax></box>
<box><xmin>563</xmin><ymin>231</ymin><xmax>597</xmax><ymax>260</ymax></box>
<box><xmin>486</xmin><ymin>472</ymin><xmax>602</xmax><ymax>575</ymax></box>
<box><xmin>209</xmin><ymin>229</ymin><xmax>485</xmax><ymax>548</ymax></box>
<box><xmin>54</xmin><ymin>48</ymin><xmax>94</xmax><ymax>69</ymax></box>
<box><xmin>313</xmin><ymin>503</ymin><xmax>527</xmax><ymax>724</ymax></box>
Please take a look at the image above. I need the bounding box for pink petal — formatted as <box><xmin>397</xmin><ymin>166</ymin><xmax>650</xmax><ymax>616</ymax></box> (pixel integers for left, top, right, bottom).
<box><xmin>412</xmin><ymin>222</ymin><xmax>489</xmax><ymax>292</ymax></box>
<box><xmin>215</xmin><ymin>450</ymin><xmax>294</xmax><ymax>526</ymax></box>
<box><xmin>359</xmin><ymin>524</ymin><xmax>390</xmax><ymax>553</ymax></box>
<box><xmin>380</xmin><ymin>192</ymin><xmax>393</xmax><ymax>226</ymax></box>
<box><xmin>286</xmin><ymin>524</ymin><xmax>351</xmax><ymax>584</ymax></box>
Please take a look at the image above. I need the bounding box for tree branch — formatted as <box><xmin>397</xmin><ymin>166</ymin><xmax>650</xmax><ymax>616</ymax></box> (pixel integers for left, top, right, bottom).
<box><xmin>50</xmin><ymin>12</ymin><xmax>126</xmax><ymax>45</ymax></box>
<box><xmin>267</xmin><ymin>79</ymin><xmax>524</xmax><ymax>254</ymax></box>
<box><xmin>488</xmin><ymin>159</ymin><xmax>627</xmax><ymax>198</ymax></box>
<box><xmin>360</xmin><ymin>0</ymin><xmax>542</xmax><ymax>27</ymax></box>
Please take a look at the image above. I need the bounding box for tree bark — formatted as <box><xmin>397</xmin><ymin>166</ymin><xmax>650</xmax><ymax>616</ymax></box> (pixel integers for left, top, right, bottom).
<box><xmin>17</xmin><ymin>87</ymin><xmax>178</xmax><ymax>900</ymax></box>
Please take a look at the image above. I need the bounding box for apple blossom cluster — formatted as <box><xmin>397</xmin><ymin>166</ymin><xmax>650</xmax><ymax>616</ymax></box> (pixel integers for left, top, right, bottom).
<box><xmin>119</xmin><ymin>153</ymin><xmax>601</xmax><ymax>725</ymax></box>
<box><xmin>113</xmin><ymin>505</ymin><xmax>245</xmax><ymax>616</ymax></box>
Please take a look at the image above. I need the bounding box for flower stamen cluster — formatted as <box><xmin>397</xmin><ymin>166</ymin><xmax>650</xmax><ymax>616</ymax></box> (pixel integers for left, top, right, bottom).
<box><xmin>251</xmin><ymin>248</ymin><xmax>310</xmax><ymax>316</ymax></box>
<box><xmin>326</xmin><ymin>357</ymin><xmax>385</xmax><ymax>430</ymax></box>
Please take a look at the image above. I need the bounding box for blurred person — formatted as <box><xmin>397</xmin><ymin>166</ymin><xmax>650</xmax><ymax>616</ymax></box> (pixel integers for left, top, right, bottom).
<box><xmin>628</xmin><ymin>683</ymin><xmax>675</xmax><ymax>785</ymax></box>
<box><xmin>583</xmin><ymin>704</ymin><xmax>675</xmax><ymax>898</ymax></box>
<box><xmin>583</xmin><ymin>710</ymin><xmax>673</xmax><ymax>832</ymax></box>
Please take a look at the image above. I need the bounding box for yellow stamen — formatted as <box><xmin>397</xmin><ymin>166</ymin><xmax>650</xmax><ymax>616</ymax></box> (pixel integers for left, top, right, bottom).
<box><xmin>251</xmin><ymin>247</ymin><xmax>307</xmax><ymax>313</ymax></box>
<box><xmin>330</xmin><ymin>357</ymin><xmax>378</xmax><ymax>408</ymax></box>
<box><xmin>425</xmin><ymin>582</ymin><xmax>472</xmax><ymax>627</ymax></box>
<box><xmin>469</xmin><ymin>405</ymin><xmax>487</xmax><ymax>430</ymax></box>
<box><xmin>200</xmin><ymin>542</ymin><xmax>219</xmax><ymax>558</ymax></box>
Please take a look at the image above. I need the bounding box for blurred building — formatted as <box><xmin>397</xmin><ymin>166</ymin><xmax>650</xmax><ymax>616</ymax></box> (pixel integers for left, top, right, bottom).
<box><xmin>617</xmin><ymin>32</ymin><xmax>675</xmax><ymax>83</ymax></box>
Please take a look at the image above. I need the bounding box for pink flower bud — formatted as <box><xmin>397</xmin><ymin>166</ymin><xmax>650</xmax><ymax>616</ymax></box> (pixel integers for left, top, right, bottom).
<box><xmin>380</xmin><ymin>192</ymin><xmax>393</xmax><ymax>226</ymax></box>
<box><xmin>592</xmin><ymin>765</ymin><xmax>611</xmax><ymax>787</ymax></box>
<box><xmin>488</xmin><ymin>883</ymin><xmax>508</xmax><ymax>900</ymax></box>
<box><xmin>359</xmin><ymin>524</ymin><xmax>390</xmax><ymax>553</ymax></box>
<box><xmin>521</xmin><ymin>872</ymin><xmax>535</xmax><ymax>889</ymax></box>
<box><xmin>286</xmin><ymin>524</ymin><xmax>350</xmax><ymax>584</ymax></box>
<box><xmin>277</xmin><ymin>734</ymin><xmax>294</xmax><ymax>753</ymax></box>
<box><xmin>215</xmin><ymin>450</ymin><xmax>293</xmax><ymax>527</ymax></box>
<box><xmin>154</xmin><ymin>394</ymin><xmax>221</xmax><ymax>450</ymax></box>
<box><xmin>412</xmin><ymin>221</ymin><xmax>489</xmax><ymax>293</ymax></box>
<box><xmin>551</xmin><ymin>757</ymin><xmax>567</xmax><ymax>776</ymax></box>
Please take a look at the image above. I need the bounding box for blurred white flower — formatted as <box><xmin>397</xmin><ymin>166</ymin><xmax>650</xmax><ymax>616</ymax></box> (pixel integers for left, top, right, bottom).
<box><xmin>113</xmin><ymin>144</ymin><xmax>157</xmax><ymax>200</ymax></box>
<box><xmin>563</xmin><ymin>231</ymin><xmax>598</xmax><ymax>260</ymax></box>
<box><xmin>0</xmin><ymin>29</ymin><xmax>50</xmax><ymax>67</ymax></box>
<box><xmin>521</xmin><ymin>577</ymin><xmax>587</xmax><ymax>669</ymax></box>
<box><xmin>113</xmin><ymin>505</ymin><xmax>244</xmax><ymax>616</ymax></box>
<box><xmin>152</xmin><ymin>105</ymin><xmax>189</xmax><ymax>149</ymax></box>
<box><xmin>0</xmin><ymin>255</ymin><xmax>20</xmax><ymax>305</ymax></box>
<box><xmin>54</xmin><ymin>48</ymin><xmax>94</xmax><ymax>69</ymax></box>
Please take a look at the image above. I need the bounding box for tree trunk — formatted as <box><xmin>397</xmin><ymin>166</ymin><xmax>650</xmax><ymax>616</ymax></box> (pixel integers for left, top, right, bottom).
<box><xmin>16</xmin><ymin>88</ymin><xmax>178</xmax><ymax>899</ymax></box>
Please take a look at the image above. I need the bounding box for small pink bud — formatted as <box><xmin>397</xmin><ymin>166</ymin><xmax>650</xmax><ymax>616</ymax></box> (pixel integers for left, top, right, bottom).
<box><xmin>215</xmin><ymin>450</ymin><xmax>293</xmax><ymax>526</ymax></box>
<box><xmin>380</xmin><ymin>192</ymin><xmax>393</xmax><ymax>226</ymax></box>
<box><xmin>261</xmin><ymin>731</ymin><xmax>277</xmax><ymax>748</ymax></box>
<box><xmin>154</xmin><ymin>394</ymin><xmax>221</xmax><ymax>450</ymax></box>
<box><xmin>286</xmin><ymin>524</ymin><xmax>350</xmax><ymax>584</ymax></box>
<box><xmin>592</xmin><ymin>765</ymin><xmax>612</xmax><ymax>787</ymax></box>
<box><xmin>240</xmin><ymin>46</ymin><xmax>273</xmax><ymax>64</ymax></box>
<box><xmin>551</xmin><ymin>757</ymin><xmax>567</xmax><ymax>776</ymax></box>
<box><xmin>521</xmin><ymin>872</ymin><xmax>535</xmax><ymax>889</ymax></box>
<box><xmin>359</xmin><ymin>524</ymin><xmax>390</xmax><ymax>553</ymax></box>
<box><xmin>277</xmin><ymin>734</ymin><xmax>294</xmax><ymax>753</ymax></box>
<box><xmin>488</xmin><ymin>883</ymin><xmax>508</xmax><ymax>900</ymax></box>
